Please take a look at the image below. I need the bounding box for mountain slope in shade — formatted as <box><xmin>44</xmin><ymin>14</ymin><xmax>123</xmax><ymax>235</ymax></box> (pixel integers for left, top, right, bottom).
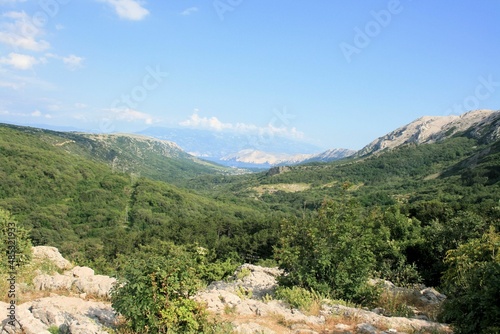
<box><xmin>358</xmin><ymin>109</ymin><xmax>500</xmax><ymax>156</ymax></box>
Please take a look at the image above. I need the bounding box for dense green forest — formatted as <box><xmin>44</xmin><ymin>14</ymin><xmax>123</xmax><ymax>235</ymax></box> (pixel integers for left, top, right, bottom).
<box><xmin>1</xmin><ymin>123</ymin><xmax>499</xmax><ymax>333</ymax></box>
<box><xmin>0</xmin><ymin>124</ymin><xmax>281</xmax><ymax>270</ymax></box>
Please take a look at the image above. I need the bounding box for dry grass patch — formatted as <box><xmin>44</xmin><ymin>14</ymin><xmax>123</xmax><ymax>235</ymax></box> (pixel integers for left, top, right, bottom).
<box><xmin>252</xmin><ymin>183</ymin><xmax>311</xmax><ymax>195</ymax></box>
<box><xmin>376</xmin><ymin>290</ymin><xmax>443</xmax><ymax>321</ymax></box>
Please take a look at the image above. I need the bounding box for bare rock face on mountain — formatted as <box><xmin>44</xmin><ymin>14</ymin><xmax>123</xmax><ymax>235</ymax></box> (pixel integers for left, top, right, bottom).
<box><xmin>358</xmin><ymin>109</ymin><xmax>500</xmax><ymax>156</ymax></box>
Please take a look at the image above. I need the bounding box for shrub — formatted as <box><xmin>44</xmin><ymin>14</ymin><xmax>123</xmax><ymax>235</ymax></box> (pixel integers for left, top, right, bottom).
<box><xmin>47</xmin><ymin>325</ymin><xmax>60</xmax><ymax>334</ymax></box>
<box><xmin>439</xmin><ymin>227</ymin><xmax>500</xmax><ymax>334</ymax></box>
<box><xmin>236</xmin><ymin>267</ymin><xmax>251</xmax><ymax>280</ymax></box>
<box><xmin>111</xmin><ymin>241</ymin><xmax>220</xmax><ymax>333</ymax></box>
<box><xmin>275</xmin><ymin>286</ymin><xmax>322</xmax><ymax>312</ymax></box>
<box><xmin>274</xmin><ymin>199</ymin><xmax>377</xmax><ymax>304</ymax></box>
<box><xmin>0</xmin><ymin>209</ymin><xmax>32</xmax><ymax>271</ymax></box>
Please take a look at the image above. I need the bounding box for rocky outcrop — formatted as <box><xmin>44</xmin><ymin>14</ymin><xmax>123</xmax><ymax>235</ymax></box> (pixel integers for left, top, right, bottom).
<box><xmin>32</xmin><ymin>246</ymin><xmax>72</xmax><ymax>270</ymax></box>
<box><xmin>0</xmin><ymin>297</ymin><xmax>115</xmax><ymax>334</ymax></box>
<box><xmin>266</xmin><ymin>166</ymin><xmax>291</xmax><ymax>176</ymax></box>
<box><xmin>1</xmin><ymin>247</ymin><xmax>451</xmax><ymax>334</ymax></box>
<box><xmin>368</xmin><ymin>279</ymin><xmax>447</xmax><ymax>306</ymax></box>
<box><xmin>197</xmin><ymin>264</ymin><xmax>450</xmax><ymax>334</ymax></box>
<box><xmin>0</xmin><ymin>247</ymin><xmax>117</xmax><ymax>334</ymax></box>
<box><xmin>33</xmin><ymin>266</ymin><xmax>117</xmax><ymax>298</ymax></box>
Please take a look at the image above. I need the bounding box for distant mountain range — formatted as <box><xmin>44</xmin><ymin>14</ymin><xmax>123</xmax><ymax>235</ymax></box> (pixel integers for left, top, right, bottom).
<box><xmin>219</xmin><ymin>148</ymin><xmax>357</xmax><ymax>168</ymax></box>
<box><xmin>137</xmin><ymin>127</ymin><xmax>355</xmax><ymax>168</ymax></box>
<box><xmin>138</xmin><ymin>109</ymin><xmax>500</xmax><ymax>168</ymax></box>
<box><xmin>4</xmin><ymin>109</ymin><xmax>499</xmax><ymax>170</ymax></box>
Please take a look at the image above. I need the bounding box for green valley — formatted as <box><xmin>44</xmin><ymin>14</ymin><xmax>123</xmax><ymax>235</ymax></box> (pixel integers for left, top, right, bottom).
<box><xmin>1</xmin><ymin>115</ymin><xmax>499</xmax><ymax>333</ymax></box>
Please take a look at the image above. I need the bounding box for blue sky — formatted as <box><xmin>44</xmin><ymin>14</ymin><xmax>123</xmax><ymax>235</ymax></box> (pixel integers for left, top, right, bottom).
<box><xmin>0</xmin><ymin>0</ymin><xmax>499</xmax><ymax>150</ymax></box>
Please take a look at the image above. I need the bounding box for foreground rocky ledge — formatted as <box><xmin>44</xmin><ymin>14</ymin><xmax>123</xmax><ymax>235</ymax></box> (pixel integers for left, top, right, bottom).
<box><xmin>196</xmin><ymin>264</ymin><xmax>450</xmax><ymax>334</ymax></box>
<box><xmin>1</xmin><ymin>247</ymin><xmax>451</xmax><ymax>334</ymax></box>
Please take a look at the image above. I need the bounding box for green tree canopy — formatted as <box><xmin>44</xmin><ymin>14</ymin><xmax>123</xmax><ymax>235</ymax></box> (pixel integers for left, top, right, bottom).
<box><xmin>274</xmin><ymin>199</ymin><xmax>377</xmax><ymax>303</ymax></box>
<box><xmin>440</xmin><ymin>227</ymin><xmax>500</xmax><ymax>334</ymax></box>
<box><xmin>0</xmin><ymin>208</ymin><xmax>32</xmax><ymax>272</ymax></box>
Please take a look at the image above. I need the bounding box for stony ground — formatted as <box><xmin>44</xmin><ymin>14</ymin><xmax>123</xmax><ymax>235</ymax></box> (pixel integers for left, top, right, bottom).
<box><xmin>196</xmin><ymin>264</ymin><xmax>450</xmax><ymax>334</ymax></box>
<box><xmin>0</xmin><ymin>247</ymin><xmax>452</xmax><ymax>334</ymax></box>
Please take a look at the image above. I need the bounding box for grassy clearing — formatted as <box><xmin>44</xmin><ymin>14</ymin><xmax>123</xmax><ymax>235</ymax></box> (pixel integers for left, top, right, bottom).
<box><xmin>252</xmin><ymin>183</ymin><xmax>311</xmax><ymax>195</ymax></box>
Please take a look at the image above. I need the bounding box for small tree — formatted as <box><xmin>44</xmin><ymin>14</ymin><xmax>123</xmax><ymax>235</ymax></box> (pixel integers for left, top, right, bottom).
<box><xmin>439</xmin><ymin>226</ymin><xmax>500</xmax><ymax>334</ymax></box>
<box><xmin>274</xmin><ymin>199</ymin><xmax>377</xmax><ymax>303</ymax></box>
<box><xmin>111</xmin><ymin>241</ymin><xmax>234</xmax><ymax>333</ymax></box>
<box><xmin>0</xmin><ymin>209</ymin><xmax>32</xmax><ymax>272</ymax></box>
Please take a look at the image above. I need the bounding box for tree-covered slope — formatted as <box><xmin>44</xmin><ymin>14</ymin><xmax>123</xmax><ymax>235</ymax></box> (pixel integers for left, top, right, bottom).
<box><xmin>0</xmin><ymin>124</ymin><xmax>281</xmax><ymax>269</ymax></box>
<box><xmin>0</xmin><ymin>123</ymin><xmax>233</xmax><ymax>186</ymax></box>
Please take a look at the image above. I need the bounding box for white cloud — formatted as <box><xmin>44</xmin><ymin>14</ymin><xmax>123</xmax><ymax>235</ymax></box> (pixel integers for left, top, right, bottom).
<box><xmin>47</xmin><ymin>104</ymin><xmax>62</xmax><ymax>111</ymax></box>
<box><xmin>179</xmin><ymin>111</ymin><xmax>304</xmax><ymax>139</ymax></box>
<box><xmin>0</xmin><ymin>52</ymin><xmax>38</xmax><ymax>70</ymax></box>
<box><xmin>63</xmin><ymin>54</ymin><xmax>84</xmax><ymax>70</ymax></box>
<box><xmin>106</xmin><ymin>107</ymin><xmax>155</xmax><ymax>124</ymax></box>
<box><xmin>180</xmin><ymin>7</ymin><xmax>199</xmax><ymax>16</ymax></box>
<box><xmin>0</xmin><ymin>0</ymin><xmax>27</xmax><ymax>4</ymax></box>
<box><xmin>0</xmin><ymin>80</ymin><xmax>24</xmax><ymax>89</ymax></box>
<box><xmin>0</xmin><ymin>109</ymin><xmax>52</xmax><ymax>118</ymax></box>
<box><xmin>0</xmin><ymin>68</ymin><xmax>56</xmax><ymax>91</ymax></box>
<box><xmin>74</xmin><ymin>103</ymin><xmax>88</xmax><ymax>109</ymax></box>
<box><xmin>0</xmin><ymin>11</ymin><xmax>50</xmax><ymax>51</ymax></box>
<box><xmin>180</xmin><ymin>112</ymin><xmax>232</xmax><ymax>131</ymax></box>
<box><xmin>98</xmin><ymin>0</ymin><xmax>149</xmax><ymax>21</ymax></box>
<box><xmin>45</xmin><ymin>53</ymin><xmax>85</xmax><ymax>70</ymax></box>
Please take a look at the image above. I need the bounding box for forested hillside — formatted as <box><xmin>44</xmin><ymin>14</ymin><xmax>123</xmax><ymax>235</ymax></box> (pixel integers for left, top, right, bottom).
<box><xmin>0</xmin><ymin>124</ymin><xmax>281</xmax><ymax>272</ymax></box>
<box><xmin>0</xmin><ymin>124</ymin><xmax>233</xmax><ymax>186</ymax></box>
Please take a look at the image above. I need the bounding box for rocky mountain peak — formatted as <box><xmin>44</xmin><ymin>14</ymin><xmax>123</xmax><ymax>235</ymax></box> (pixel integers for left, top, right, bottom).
<box><xmin>358</xmin><ymin>109</ymin><xmax>499</xmax><ymax>156</ymax></box>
